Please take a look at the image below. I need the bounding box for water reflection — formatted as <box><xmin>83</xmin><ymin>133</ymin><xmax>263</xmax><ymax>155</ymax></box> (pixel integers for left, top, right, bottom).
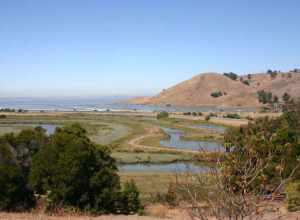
<box><xmin>160</xmin><ymin>127</ymin><xmax>223</xmax><ymax>152</ymax></box>
<box><xmin>118</xmin><ymin>162</ymin><xmax>207</xmax><ymax>173</ymax></box>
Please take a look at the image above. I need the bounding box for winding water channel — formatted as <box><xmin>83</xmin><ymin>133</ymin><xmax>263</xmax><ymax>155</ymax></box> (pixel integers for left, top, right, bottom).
<box><xmin>2</xmin><ymin>123</ymin><xmax>223</xmax><ymax>173</ymax></box>
<box><xmin>160</xmin><ymin>127</ymin><xmax>223</xmax><ymax>152</ymax></box>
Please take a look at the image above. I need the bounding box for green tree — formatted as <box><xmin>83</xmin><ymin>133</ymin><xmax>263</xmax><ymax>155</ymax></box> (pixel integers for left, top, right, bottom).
<box><xmin>29</xmin><ymin>124</ymin><xmax>128</xmax><ymax>214</ymax></box>
<box><xmin>0</xmin><ymin>127</ymin><xmax>48</xmax><ymax>211</ymax></box>
<box><xmin>0</xmin><ymin>138</ymin><xmax>35</xmax><ymax>211</ymax></box>
<box><xmin>223</xmin><ymin>107</ymin><xmax>300</xmax><ymax>192</ymax></box>
<box><xmin>211</xmin><ymin>91</ymin><xmax>223</xmax><ymax>98</ymax></box>
<box><xmin>257</xmin><ymin>90</ymin><xmax>273</xmax><ymax>104</ymax></box>
<box><xmin>157</xmin><ymin>111</ymin><xmax>169</xmax><ymax>119</ymax></box>
<box><xmin>117</xmin><ymin>181</ymin><xmax>140</xmax><ymax>214</ymax></box>
<box><xmin>223</xmin><ymin>72</ymin><xmax>238</xmax><ymax>80</ymax></box>
<box><xmin>282</xmin><ymin>92</ymin><xmax>291</xmax><ymax>103</ymax></box>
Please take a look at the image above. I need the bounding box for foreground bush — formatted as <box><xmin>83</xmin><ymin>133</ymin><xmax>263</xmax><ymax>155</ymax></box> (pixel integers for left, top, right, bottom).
<box><xmin>285</xmin><ymin>181</ymin><xmax>300</xmax><ymax>211</ymax></box>
<box><xmin>0</xmin><ymin>131</ymin><xmax>44</xmax><ymax>211</ymax></box>
<box><xmin>0</xmin><ymin>144</ymin><xmax>35</xmax><ymax>211</ymax></box>
<box><xmin>176</xmin><ymin>101</ymin><xmax>300</xmax><ymax>219</ymax></box>
<box><xmin>29</xmin><ymin>123</ymin><xmax>140</xmax><ymax>214</ymax></box>
<box><xmin>117</xmin><ymin>181</ymin><xmax>140</xmax><ymax>214</ymax></box>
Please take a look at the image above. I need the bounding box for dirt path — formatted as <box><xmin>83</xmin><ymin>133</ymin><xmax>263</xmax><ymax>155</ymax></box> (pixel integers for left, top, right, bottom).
<box><xmin>127</xmin><ymin>126</ymin><xmax>198</xmax><ymax>154</ymax></box>
<box><xmin>128</xmin><ymin>126</ymin><xmax>161</xmax><ymax>149</ymax></box>
<box><xmin>0</xmin><ymin>212</ymin><xmax>193</xmax><ymax>220</ymax></box>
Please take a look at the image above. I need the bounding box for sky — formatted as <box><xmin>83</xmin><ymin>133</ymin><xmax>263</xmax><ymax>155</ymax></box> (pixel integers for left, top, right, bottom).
<box><xmin>0</xmin><ymin>0</ymin><xmax>300</xmax><ymax>98</ymax></box>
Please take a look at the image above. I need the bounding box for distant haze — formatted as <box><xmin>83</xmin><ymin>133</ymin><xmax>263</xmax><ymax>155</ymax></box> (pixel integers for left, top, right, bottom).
<box><xmin>1</xmin><ymin>0</ymin><xmax>299</xmax><ymax>97</ymax></box>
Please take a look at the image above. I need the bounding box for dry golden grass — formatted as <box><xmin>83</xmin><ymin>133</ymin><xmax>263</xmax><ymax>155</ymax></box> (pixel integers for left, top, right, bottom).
<box><xmin>0</xmin><ymin>210</ymin><xmax>192</xmax><ymax>220</ymax></box>
<box><xmin>128</xmin><ymin>72</ymin><xmax>300</xmax><ymax>108</ymax></box>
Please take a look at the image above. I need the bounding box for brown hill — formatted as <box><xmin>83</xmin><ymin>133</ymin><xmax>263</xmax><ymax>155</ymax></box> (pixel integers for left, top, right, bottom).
<box><xmin>128</xmin><ymin>72</ymin><xmax>300</xmax><ymax>107</ymax></box>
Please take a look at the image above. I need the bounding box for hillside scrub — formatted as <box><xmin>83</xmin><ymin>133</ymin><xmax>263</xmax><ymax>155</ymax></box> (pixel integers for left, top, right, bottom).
<box><xmin>210</xmin><ymin>91</ymin><xmax>223</xmax><ymax>98</ymax></box>
<box><xmin>257</xmin><ymin>90</ymin><xmax>275</xmax><ymax>104</ymax></box>
<box><xmin>176</xmin><ymin>101</ymin><xmax>300</xmax><ymax>219</ymax></box>
<box><xmin>223</xmin><ymin>72</ymin><xmax>238</xmax><ymax>80</ymax></box>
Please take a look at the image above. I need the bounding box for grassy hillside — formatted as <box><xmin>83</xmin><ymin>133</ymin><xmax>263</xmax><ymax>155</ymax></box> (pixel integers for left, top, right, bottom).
<box><xmin>128</xmin><ymin>71</ymin><xmax>300</xmax><ymax>107</ymax></box>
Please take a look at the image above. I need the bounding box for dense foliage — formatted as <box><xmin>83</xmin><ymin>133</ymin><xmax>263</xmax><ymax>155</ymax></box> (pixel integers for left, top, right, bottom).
<box><xmin>282</xmin><ymin>92</ymin><xmax>291</xmax><ymax>103</ymax></box>
<box><xmin>267</xmin><ymin>69</ymin><xmax>279</xmax><ymax>78</ymax></box>
<box><xmin>0</xmin><ymin>124</ymin><xmax>141</xmax><ymax>214</ymax></box>
<box><xmin>241</xmin><ymin>79</ymin><xmax>250</xmax><ymax>86</ymax></box>
<box><xmin>156</xmin><ymin>111</ymin><xmax>169</xmax><ymax>119</ymax></box>
<box><xmin>0</xmin><ymin>127</ymin><xmax>48</xmax><ymax>211</ymax></box>
<box><xmin>257</xmin><ymin>90</ymin><xmax>274</xmax><ymax>104</ymax></box>
<box><xmin>223</xmin><ymin>72</ymin><xmax>238</xmax><ymax>80</ymax></box>
<box><xmin>116</xmin><ymin>181</ymin><xmax>140</xmax><ymax>214</ymax></box>
<box><xmin>223</xmin><ymin>113</ymin><xmax>240</xmax><ymax>119</ymax></box>
<box><xmin>285</xmin><ymin>181</ymin><xmax>300</xmax><ymax>211</ymax></box>
<box><xmin>223</xmin><ymin>101</ymin><xmax>300</xmax><ymax>193</ymax></box>
<box><xmin>211</xmin><ymin>91</ymin><xmax>223</xmax><ymax>98</ymax></box>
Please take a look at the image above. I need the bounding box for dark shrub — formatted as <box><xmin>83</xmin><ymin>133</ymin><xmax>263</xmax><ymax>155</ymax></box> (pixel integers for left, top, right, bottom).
<box><xmin>257</xmin><ymin>90</ymin><xmax>273</xmax><ymax>104</ymax></box>
<box><xmin>0</xmin><ymin>108</ymin><xmax>15</xmax><ymax>112</ymax></box>
<box><xmin>0</xmin><ymin>115</ymin><xmax>6</xmax><ymax>119</ymax></box>
<box><xmin>282</xmin><ymin>92</ymin><xmax>291</xmax><ymax>103</ymax></box>
<box><xmin>223</xmin><ymin>113</ymin><xmax>240</xmax><ymax>119</ymax></box>
<box><xmin>267</xmin><ymin>69</ymin><xmax>278</xmax><ymax>78</ymax></box>
<box><xmin>223</xmin><ymin>72</ymin><xmax>238</xmax><ymax>80</ymax></box>
<box><xmin>209</xmin><ymin>113</ymin><xmax>217</xmax><ymax>117</ymax></box>
<box><xmin>157</xmin><ymin>111</ymin><xmax>169</xmax><ymax>119</ymax></box>
<box><xmin>0</xmin><ymin>139</ymin><xmax>35</xmax><ymax>211</ymax></box>
<box><xmin>211</xmin><ymin>91</ymin><xmax>222</xmax><ymax>98</ymax></box>
<box><xmin>117</xmin><ymin>181</ymin><xmax>140</xmax><ymax>214</ymax></box>
<box><xmin>192</xmin><ymin>112</ymin><xmax>197</xmax><ymax>116</ymax></box>
<box><xmin>242</xmin><ymin>80</ymin><xmax>250</xmax><ymax>86</ymax></box>
<box><xmin>224</xmin><ymin>103</ymin><xmax>300</xmax><ymax>193</ymax></box>
<box><xmin>285</xmin><ymin>181</ymin><xmax>300</xmax><ymax>212</ymax></box>
<box><xmin>0</xmin><ymin>127</ymin><xmax>48</xmax><ymax>211</ymax></box>
<box><xmin>29</xmin><ymin>124</ymin><xmax>122</xmax><ymax>213</ymax></box>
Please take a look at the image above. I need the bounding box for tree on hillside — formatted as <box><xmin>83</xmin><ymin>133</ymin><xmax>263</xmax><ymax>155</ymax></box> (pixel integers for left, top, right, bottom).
<box><xmin>282</xmin><ymin>92</ymin><xmax>291</xmax><ymax>103</ymax></box>
<box><xmin>267</xmin><ymin>69</ymin><xmax>279</xmax><ymax>79</ymax></box>
<box><xmin>223</xmin><ymin>72</ymin><xmax>238</xmax><ymax>80</ymax></box>
<box><xmin>211</xmin><ymin>91</ymin><xmax>223</xmax><ymax>98</ymax></box>
<box><xmin>257</xmin><ymin>90</ymin><xmax>273</xmax><ymax>104</ymax></box>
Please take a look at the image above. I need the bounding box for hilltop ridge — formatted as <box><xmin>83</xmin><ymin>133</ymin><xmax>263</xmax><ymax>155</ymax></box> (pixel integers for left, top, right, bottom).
<box><xmin>127</xmin><ymin>71</ymin><xmax>300</xmax><ymax>107</ymax></box>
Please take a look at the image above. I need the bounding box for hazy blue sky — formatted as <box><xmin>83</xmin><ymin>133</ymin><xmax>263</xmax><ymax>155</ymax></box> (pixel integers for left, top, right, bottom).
<box><xmin>1</xmin><ymin>0</ymin><xmax>299</xmax><ymax>97</ymax></box>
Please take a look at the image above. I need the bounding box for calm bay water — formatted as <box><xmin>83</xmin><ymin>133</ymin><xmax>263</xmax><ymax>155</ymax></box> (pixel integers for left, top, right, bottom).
<box><xmin>0</xmin><ymin>97</ymin><xmax>256</xmax><ymax>113</ymax></box>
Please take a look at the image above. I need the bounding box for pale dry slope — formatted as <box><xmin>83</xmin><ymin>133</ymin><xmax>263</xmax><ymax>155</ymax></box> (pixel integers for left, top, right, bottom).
<box><xmin>128</xmin><ymin>72</ymin><xmax>300</xmax><ymax>108</ymax></box>
<box><xmin>247</xmin><ymin>72</ymin><xmax>300</xmax><ymax>98</ymax></box>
